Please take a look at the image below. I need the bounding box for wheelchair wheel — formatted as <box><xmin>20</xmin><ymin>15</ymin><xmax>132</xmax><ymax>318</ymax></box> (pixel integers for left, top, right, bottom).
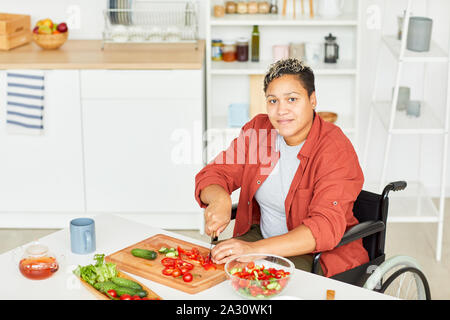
<box><xmin>363</xmin><ymin>255</ymin><xmax>431</xmax><ymax>300</ymax></box>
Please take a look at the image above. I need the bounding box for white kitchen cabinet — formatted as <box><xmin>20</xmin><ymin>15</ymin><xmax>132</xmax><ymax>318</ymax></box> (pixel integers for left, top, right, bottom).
<box><xmin>0</xmin><ymin>70</ymin><xmax>85</xmax><ymax>213</ymax></box>
<box><xmin>80</xmin><ymin>70</ymin><xmax>204</xmax><ymax>219</ymax></box>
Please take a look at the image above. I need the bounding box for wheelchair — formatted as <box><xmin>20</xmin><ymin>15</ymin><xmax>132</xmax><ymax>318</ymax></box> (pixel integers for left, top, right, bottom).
<box><xmin>228</xmin><ymin>181</ymin><xmax>431</xmax><ymax>300</ymax></box>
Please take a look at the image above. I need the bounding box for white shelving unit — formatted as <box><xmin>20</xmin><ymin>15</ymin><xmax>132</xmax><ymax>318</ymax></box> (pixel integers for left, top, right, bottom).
<box><xmin>363</xmin><ymin>0</ymin><xmax>450</xmax><ymax>261</ymax></box>
<box><xmin>205</xmin><ymin>0</ymin><xmax>363</xmax><ymax>163</ymax></box>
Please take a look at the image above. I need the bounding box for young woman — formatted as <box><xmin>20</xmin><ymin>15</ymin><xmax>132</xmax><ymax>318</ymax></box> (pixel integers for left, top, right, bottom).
<box><xmin>194</xmin><ymin>58</ymin><xmax>368</xmax><ymax>277</ymax></box>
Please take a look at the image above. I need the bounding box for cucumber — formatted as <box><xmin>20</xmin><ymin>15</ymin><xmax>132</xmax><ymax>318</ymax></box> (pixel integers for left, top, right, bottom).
<box><xmin>93</xmin><ymin>279</ymin><xmax>147</xmax><ymax>298</ymax></box>
<box><xmin>131</xmin><ymin>248</ymin><xmax>157</xmax><ymax>260</ymax></box>
<box><xmin>165</xmin><ymin>251</ymin><xmax>177</xmax><ymax>257</ymax></box>
<box><xmin>115</xmin><ymin>286</ymin><xmax>148</xmax><ymax>298</ymax></box>
<box><xmin>111</xmin><ymin>277</ymin><xmax>143</xmax><ymax>290</ymax></box>
<box><xmin>266</xmin><ymin>282</ymin><xmax>278</xmax><ymax>290</ymax></box>
<box><xmin>94</xmin><ymin>281</ymin><xmax>120</xmax><ymax>293</ymax></box>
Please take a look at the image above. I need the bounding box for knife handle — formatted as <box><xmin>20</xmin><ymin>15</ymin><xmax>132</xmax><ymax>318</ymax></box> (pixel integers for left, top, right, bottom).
<box><xmin>211</xmin><ymin>230</ymin><xmax>218</xmax><ymax>242</ymax></box>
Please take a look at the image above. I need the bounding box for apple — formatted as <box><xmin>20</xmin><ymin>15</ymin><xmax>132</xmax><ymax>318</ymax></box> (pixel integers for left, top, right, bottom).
<box><xmin>57</xmin><ymin>22</ymin><xmax>68</xmax><ymax>33</ymax></box>
<box><xmin>36</xmin><ymin>18</ymin><xmax>53</xmax><ymax>29</ymax></box>
<box><xmin>41</xmin><ymin>18</ymin><xmax>53</xmax><ymax>29</ymax></box>
<box><xmin>38</xmin><ymin>25</ymin><xmax>52</xmax><ymax>35</ymax></box>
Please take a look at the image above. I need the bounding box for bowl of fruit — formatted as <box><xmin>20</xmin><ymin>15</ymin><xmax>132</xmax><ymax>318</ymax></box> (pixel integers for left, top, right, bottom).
<box><xmin>225</xmin><ymin>253</ymin><xmax>294</xmax><ymax>300</ymax></box>
<box><xmin>32</xmin><ymin>18</ymin><xmax>68</xmax><ymax>50</ymax></box>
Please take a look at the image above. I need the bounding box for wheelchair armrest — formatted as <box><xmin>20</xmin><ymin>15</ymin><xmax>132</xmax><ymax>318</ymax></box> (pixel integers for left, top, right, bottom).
<box><xmin>311</xmin><ymin>220</ymin><xmax>385</xmax><ymax>274</ymax></box>
<box><xmin>336</xmin><ymin>220</ymin><xmax>385</xmax><ymax>248</ymax></box>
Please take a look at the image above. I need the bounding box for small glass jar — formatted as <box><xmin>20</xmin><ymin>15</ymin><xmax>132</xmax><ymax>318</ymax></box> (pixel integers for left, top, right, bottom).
<box><xmin>258</xmin><ymin>1</ymin><xmax>270</xmax><ymax>14</ymax></box>
<box><xmin>211</xmin><ymin>39</ymin><xmax>223</xmax><ymax>61</ymax></box>
<box><xmin>214</xmin><ymin>4</ymin><xmax>226</xmax><ymax>17</ymax></box>
<box><xmin>236</xmin><ymin>37</ymin><xmax>249</xmax><ymax>62</ymax></box>
<box><xmin>237</xmin><ymin>1</ymin><xmax>248</xmax><ymax>14</ymax></box>
<box><xmin>222</xmin><ymin>40</ymin><xmax>237</xmax><ymax>62</ymax></box>
<box><xmin>225</xmin><ymin>1</ymin><xmax>237</xmax><ymax>14</ymax></box>
<box><xmin>248</xmin><ymin>1</ymin><xmax>258</xmax><ymax>14</ymax></box>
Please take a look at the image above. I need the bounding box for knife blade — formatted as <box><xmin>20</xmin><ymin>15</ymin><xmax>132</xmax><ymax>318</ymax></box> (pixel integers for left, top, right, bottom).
<box><xmin>208</xmin><ymin>230</ymin><xmax>218</xmax><ymax>261</ymax></box>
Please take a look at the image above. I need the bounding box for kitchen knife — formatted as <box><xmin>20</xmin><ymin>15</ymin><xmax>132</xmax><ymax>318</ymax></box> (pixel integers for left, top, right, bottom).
<box><xmin>208</xmin><ymin>230</ymin><xmax>218</xmax><ymax>261</ymax></box>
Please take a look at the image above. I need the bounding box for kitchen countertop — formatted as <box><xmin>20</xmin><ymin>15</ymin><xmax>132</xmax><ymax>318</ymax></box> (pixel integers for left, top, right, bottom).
<box><xmin>0</xmin><ymin>214</ymin><xmax>394</xmax><ymax>300</ymax></box>
<box><xmin>0</xmin><ymin>40</ymin><xmax>205</xmax><ymax>70</ymax></box>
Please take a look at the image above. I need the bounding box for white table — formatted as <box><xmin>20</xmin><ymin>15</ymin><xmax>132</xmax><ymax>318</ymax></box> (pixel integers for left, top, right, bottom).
<box><xmin>0</xmin><ymin>214</ymin><xmax>394</xmax><ymax>300</ymax></box>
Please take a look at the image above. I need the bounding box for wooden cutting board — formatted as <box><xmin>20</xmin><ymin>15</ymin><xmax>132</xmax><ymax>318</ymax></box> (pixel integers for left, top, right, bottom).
<box><xmin>78</xmin><ymin>271</ymin><xmax>162</xmax><ymax>300</ymax></box>
<box><xmin>105</xmin><ymin>234</ymin><xmax>227</xmax><ymax>294</ymax></box>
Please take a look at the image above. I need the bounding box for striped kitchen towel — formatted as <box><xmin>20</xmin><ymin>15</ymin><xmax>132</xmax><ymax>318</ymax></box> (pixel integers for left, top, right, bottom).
<box><xmin>6</xmin><ymin>70</ymin><xmax>45</xmax><ymax>135</ymax></box>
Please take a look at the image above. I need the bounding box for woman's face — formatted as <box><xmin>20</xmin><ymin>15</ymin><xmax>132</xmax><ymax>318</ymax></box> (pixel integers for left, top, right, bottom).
<box><xmin>265</xmin><ymin>74</ymin><xmax>317</xmax><ymax>146</ymax></box>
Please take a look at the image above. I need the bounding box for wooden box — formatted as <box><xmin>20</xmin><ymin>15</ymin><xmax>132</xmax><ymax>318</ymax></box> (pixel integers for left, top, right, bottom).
<box><xmin>0</xmin><ymin>13</ymin><xmax>31</xmax><ymax>50</ymax></box>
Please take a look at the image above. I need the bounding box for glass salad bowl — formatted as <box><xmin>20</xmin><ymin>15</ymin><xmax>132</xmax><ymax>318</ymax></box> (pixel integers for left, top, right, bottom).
<box><xmin>225</xmin><ymin>253</ymin><xmax>294</xmax><ymax>299</ymax></box>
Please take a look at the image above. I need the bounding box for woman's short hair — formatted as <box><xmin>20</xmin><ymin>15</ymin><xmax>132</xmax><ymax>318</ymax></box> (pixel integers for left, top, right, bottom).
<box><xmin>263</xmin><ymin>58</ymin><xmax>315</xmax><ymax>97</ymax></box>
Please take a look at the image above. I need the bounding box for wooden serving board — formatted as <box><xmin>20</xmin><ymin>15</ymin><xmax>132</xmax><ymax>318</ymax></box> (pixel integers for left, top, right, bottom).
<box><xmin>78</xmin><ymin>271</ymin><xmax>162</xmax><ymax>300</ymax></box>
<box><xmin>105</xmin><ymin>234</ymin><xmax>227</xmax><ymax>294</ymax></box>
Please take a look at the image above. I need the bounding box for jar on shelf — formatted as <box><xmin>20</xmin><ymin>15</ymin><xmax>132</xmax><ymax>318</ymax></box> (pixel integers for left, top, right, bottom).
<box><xmin>237</xmin><ymin>1</ymin><xmax>248</xmax><ymax>14</ymax></box>
<box><xmin>225</xmin><ymin>1</ymin><xmax>237</xmax><ymax>14</ymax></box>
<box><xmin>248</xmin><ymin>1</ymin><xmax>258</xmax><ymax>14</ymax></box>
<box><xmin>236</xmin><ymin>37</ymin><xmax>249</xmax><ymax>61</ymax></box>
<box><xmin>211</xmin><ymin>39</ymin><xmax>223</xmax><ymax>61</ymax></box>
<box><xmin>223</xmin><ymin>40</ymin><xmax>237</xmax><ymax>62</ymax></box>
<box><xmin>213</xmin><ymin>0</ymin><xmax>226</xmax><ymax>18</ymax></box>
<box><xmin>258</xmin><ymin>1</ymin><xmax>271</xmax><ymax>14</ymax></box>
<box><xmin>324</xmin><ymin>33</ymin><xmax>339</xmax><ymax>63</ymax></box>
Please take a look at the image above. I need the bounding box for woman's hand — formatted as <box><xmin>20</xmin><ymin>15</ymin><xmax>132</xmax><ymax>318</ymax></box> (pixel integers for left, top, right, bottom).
<box><xmin>204</xmin><ymin>196</ymin><xmax>232</xmax><ymax>237</ymax></box>
<box><xmin>211</xmin><ymin>238</ymin><xmax>256</xmax><ymax>265</ymax></box>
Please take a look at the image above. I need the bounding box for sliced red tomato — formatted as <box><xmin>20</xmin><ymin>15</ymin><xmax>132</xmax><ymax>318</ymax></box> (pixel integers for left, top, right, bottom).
<box><xmin>177</xmin><ymin>246</ymin><xmax>186</xmax><ymax>256</ymax></box>
<box><xmin>176</xmin><ymin>259</ymin><xmax>194</xmax><ymax>270</ymax></box>
<box><xmin>202</xmin><ymin>262</ymin><xmax>216</xmax><ymax>271</ymax></box>
<box><xmin>162</xmin><ymin>267</ymin><xmax>174</xmax><ymax>276</ymax></box>
<box><xmin>167</xmin><ymin>246</ymin><xmax>218</xmax><ymax>275</ymax></box>
<box><xmin>182</xmin><ymin>272</ymin><xmax>193</xmax><ymax>282</ymax></box>
<box><xmin>172</xmin><ymin>268</ymin><xmax>182</xmax><ymax>278</ymax></box>
<box><xmin>161</xmin><ymin>257</ymin><xmax>177</xmax><ymax>267</ymax></box>
<box><xmin>107</xmin><ymin>289</ymin><xmax>118</xmax><ymax>298</ymax></box>
<box><xmin>238</xmin><ymin>279</ymin><xmax>249</xmax><ymax>288</ymax></box>
<box><xmin>204</xmin><ymin>255</ymin><xmax>213</xmax><ymax>264</ymax></box>
<box><xmin>182</xmin><ymin>266</ymin><xmax>196</xmax><ymax>274</ymax></box>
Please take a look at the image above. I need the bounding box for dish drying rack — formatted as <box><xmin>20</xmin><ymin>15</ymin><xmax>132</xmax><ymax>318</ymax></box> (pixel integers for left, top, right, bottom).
<box><xmin>102</xmin><ymin>0</ymin><xmax>199</xmax><ymax>49</ymax></box>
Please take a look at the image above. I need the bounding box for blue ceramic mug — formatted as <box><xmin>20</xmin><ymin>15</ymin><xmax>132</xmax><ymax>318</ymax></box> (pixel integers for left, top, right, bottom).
<box><xmin>70</xmin><ymin>218</ymin><xmax>96</xmax><ymax>254</ymax></box>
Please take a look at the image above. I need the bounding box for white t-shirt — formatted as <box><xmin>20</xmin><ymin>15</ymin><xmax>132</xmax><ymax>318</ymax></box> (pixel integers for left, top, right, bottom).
<box><xmin>254</xmin><ymin>133</ymin><xmax>304</xmax><ymax>238</ymax></box>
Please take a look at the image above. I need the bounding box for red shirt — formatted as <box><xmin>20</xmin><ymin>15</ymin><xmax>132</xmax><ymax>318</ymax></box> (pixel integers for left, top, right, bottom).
<box><xmin>195</xmin><ymin>113</ymin><xmax>369</xmax><ymax>277</ymax></box>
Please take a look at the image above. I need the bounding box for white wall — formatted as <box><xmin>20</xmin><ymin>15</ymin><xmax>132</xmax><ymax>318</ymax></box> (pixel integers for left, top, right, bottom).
<box><xmin>2</xmin><ymin>0</ymin><xmax>450</xmax><ymax>196</ymax></box>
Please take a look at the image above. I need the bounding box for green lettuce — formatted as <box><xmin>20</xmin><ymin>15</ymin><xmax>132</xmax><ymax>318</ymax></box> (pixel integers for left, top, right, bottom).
<box><xmin>73</xmin><ymin>254</ymin><xmax>118</xmax><ymax>286</ymax></box>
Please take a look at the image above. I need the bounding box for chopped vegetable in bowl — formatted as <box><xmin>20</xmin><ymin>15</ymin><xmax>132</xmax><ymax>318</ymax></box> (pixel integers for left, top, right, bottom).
<box><xmin>225</xmin><ymin>254</ymin><xmax>294</xmax><ymax>299</ymax></box>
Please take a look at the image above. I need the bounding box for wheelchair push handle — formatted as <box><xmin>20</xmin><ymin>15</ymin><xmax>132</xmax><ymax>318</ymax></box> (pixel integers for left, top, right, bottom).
<box><xmin>386</xmin><ymin>181</ymin><xmax>407</xmax><ymax>192</ymax></box>
<box><xmin>382</xmin><ymin>181</ymin><xmax>407</xmax><ymax>199</ymax></box>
